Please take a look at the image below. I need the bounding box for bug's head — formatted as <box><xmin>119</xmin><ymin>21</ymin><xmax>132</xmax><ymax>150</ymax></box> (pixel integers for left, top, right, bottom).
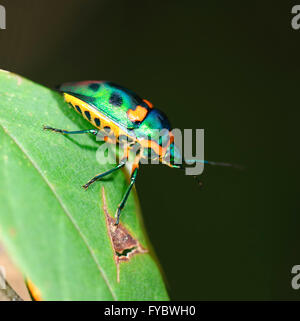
<box><xmin>162</xmin><ymin>142</ymin><xmax>183</xmax><ymax>169</ymax></box>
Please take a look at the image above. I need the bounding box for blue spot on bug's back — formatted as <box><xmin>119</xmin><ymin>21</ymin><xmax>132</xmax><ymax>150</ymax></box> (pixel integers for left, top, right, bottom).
<box><xmin>109</xmin><ymin>92</ymin><xmax>123</xmax><ymax>107</ymax></box>
<box><xmin>94</xmin><ymin>118</ymin><xmax>100</xmax><ymax>127</ymax></box>
<box><xmin>89</xmin><ymin>83</ymin><xmax>100</xmax><ymax>92</ymax></box>
<box><xmin>105</xmin><ymin>82</ymin><xmax>142</xmax><ymax>105</ymax></box>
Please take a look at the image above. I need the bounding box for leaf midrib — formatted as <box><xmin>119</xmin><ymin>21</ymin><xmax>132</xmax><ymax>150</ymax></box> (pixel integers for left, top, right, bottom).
<box><xmin>0</xmin><ymin>122</ymin><xmax>117</xmax><ymax>300</ymax></box>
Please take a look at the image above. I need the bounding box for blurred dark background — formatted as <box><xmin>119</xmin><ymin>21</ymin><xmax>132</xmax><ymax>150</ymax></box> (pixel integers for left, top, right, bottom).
<box><xmin>0</xmin><ymin>0</ymin><xmax>299</xmax><ymax>300</ymax></box>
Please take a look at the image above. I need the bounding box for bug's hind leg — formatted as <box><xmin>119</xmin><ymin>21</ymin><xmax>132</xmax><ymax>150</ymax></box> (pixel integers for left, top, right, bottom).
<box><xmin>43</xmin><ymin>126</ymin><xmax>98</xmax><ymax>136</ymax></box>
<box><xmin>83</xmin><ymin>146</ymin><xmax>130</xmax><ymax>190</ymax></box>
<box><xmin>82</xmin><ymin>161</ymin><xmax>126</xmax><ymax>190</ymax></box>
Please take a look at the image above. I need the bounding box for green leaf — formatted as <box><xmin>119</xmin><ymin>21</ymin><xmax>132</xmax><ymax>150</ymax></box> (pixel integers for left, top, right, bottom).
<box><xmin>0</xmin><ymin>70</ymin><xmax>168</xmax><ymax>300</ymax></box>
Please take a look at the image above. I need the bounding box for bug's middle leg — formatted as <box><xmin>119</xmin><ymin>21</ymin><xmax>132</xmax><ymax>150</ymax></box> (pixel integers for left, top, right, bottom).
<box><xmin>82</xmin><ymin>145</ymin><xmax>130</xmax><ymax>190</ymax></box>
<box><xmin>82</xmin><ymin>162</ymin><xmax>126</xmax><ymax>190</ymax></box>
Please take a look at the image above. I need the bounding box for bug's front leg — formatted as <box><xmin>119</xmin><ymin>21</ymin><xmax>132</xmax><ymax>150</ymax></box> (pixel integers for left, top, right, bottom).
<box><xmin>43</xmin><ymin>126</ymin><xmax>98</xmax><ymax>136</ymax></box>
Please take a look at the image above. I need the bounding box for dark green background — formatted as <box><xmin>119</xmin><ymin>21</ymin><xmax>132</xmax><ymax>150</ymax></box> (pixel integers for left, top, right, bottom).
<box><xmin>0</xmin><ymin>0</ymin><xmax>299</xmax><ymax>300</ymax></box>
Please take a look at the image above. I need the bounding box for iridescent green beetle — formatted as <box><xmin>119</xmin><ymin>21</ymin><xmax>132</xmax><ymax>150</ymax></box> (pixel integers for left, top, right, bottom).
<box><xmin>44</xmin><ymin>81</ymin><xmax>233</xmax><ymax>225</ymax></box>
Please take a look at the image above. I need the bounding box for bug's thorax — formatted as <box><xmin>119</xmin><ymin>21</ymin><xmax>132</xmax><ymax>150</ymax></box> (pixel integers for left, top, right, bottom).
<box><xmin>129</xmin><ymin>107</ymin><xmax>173</xmax><ymax>159</ymax></box>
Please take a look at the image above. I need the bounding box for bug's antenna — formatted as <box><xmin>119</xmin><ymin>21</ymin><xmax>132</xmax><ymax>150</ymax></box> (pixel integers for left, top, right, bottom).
<box><xmin>185</xmin><ymin>159</ymin><xmax>244</xmax><ymax>170</ymax></box>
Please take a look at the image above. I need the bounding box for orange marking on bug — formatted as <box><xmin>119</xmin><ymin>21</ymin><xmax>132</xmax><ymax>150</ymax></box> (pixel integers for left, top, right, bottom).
<box><xmin>127</xmin><ymin>106</ymin><xmax>148</xmax><ymax>122</ymax></box>
<box><xmin>132</xmin><ymin>163</ymin><xmax>139</xmax><ymax>173</ymax></box>
<box><xmin>143</xmin><ymin>99</ymin><xmax>153</xmax><ymax>109</ymax></box>
<box><xmin>168</xmin><ymin>132</ymin><xmax>174</xmax><ymax>145</ymax></box>
<box><xmin>131</xmin><ymin>155</ymin><xmax>141</xmax><ymax>173</ymax></box>
<box><xmin>26</xmin><ymin>279</ymin><xmax>42</xmax><ymax>301</ymax></box>
<box><xmin>140</xmin><ymin>139</ymin><xmax>163</xmax><ymax>156</ymax></box>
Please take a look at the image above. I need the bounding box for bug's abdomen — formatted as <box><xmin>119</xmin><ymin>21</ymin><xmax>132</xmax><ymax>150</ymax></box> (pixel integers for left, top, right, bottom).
<box><xmin>64</xmin><ymin>93</ymin><xmax>135</xmax><ymax>143</ymax></box>
<box><xmin>59</xmin><ymin>81</ymin><xmax>154</xmax><ymax>130</ymax></box>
